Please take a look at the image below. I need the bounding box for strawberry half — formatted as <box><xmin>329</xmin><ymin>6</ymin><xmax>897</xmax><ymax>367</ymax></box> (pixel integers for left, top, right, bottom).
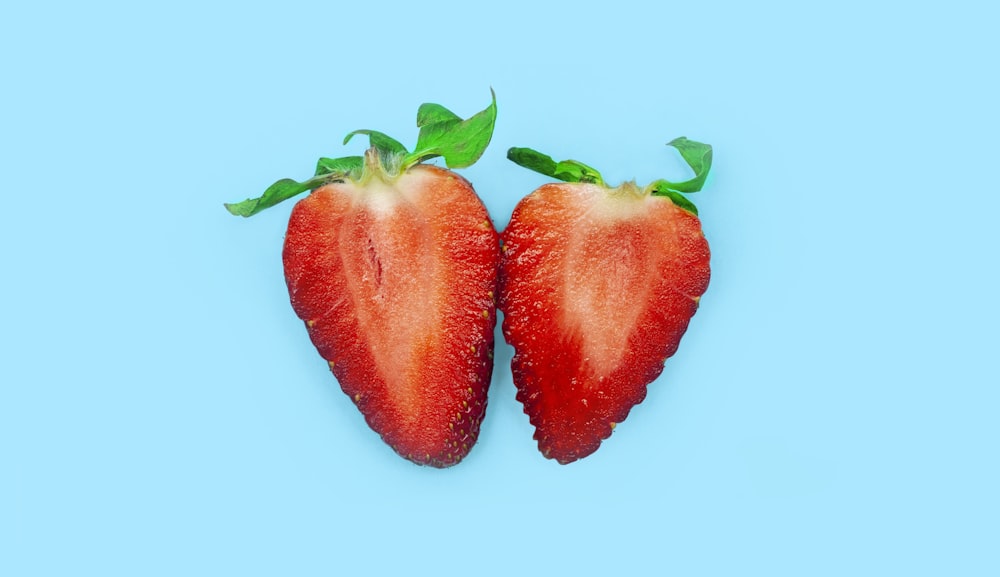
<box><xmin>499</xmin><ymin>138</ymin><xmax>713</xmax><ymax>464</ymax></box>
<box><xmin>226</xmin><ymin>93</ymin><xmax>500</xmax><ymax>467</ymax></box>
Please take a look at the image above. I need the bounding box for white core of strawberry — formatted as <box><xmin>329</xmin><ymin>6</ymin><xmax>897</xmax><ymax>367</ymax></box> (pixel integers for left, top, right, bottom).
<box><xmin>338</xmin><ymin>169</ymin><xmax>443</xmax><ymax>420</ymax></box>
<box><xmin>556</xmin><ymin>183</ymin><xmax>681</xmax><ymax>380</ymax></box>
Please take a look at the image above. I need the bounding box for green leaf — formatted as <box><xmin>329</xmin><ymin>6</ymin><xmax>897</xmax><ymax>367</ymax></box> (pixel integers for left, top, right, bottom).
<box><xmin>507</xmin><ymin>147</ymin><xmax>605</xmax><ymax>185</ymax></box>
<box><xmin>507</xmin><ymin>136</ymin><xmax>711</xmax><ymax>216</ymax></box>
<box><xmin>506</xmin><ymin>147</ymin><xmax>557</xmax><ymax>178</ymax></box>
<box><xmin>225</xmin><ymin>178</ymin><xmax>314</xmax><ymax>218</ymax></box>
<box><xmin>659</xmin><ymin>137</ymin><xmax>713</xmax><ymax>193</ymax></box>
<box><xmin>404</xmin><ymin>89</ymin><xmax>497</xmax><ymax>169</ymax></box>
<box><xmin>343</xmin><ymin>130</ymin><xmax>408</xmax><ymax>156</ymax></box>
<box><xmin>553</xmin><ymin>160</ymin><xmax>604</xmax><ymax>185</ymax></box>
<box><xmin>416</xmin><ymin>103</ymin><xmax>461</xmax><ymax>127</ymax></box>
<box><xmin>658</xmin><ymin>190</ymin><xmax>699</xmax><ymax>215</ymax></box>
<box><xmin>315</xmin><ymin>155</ymin><xmax>363</xmax><ymax>177</ymax></box>
<box><xmin>647</xmin><ymin>137</ymin><xmax>713</xmax><ymax>214</ymax></box>
<box><xmin>225</xmin><ymin>161</ymin><xmax>356</xmax><ymax>218</ymax></box>
<box><xmin>226</xmin><ymin>92</ymin><xmax>497</xmax><ymax>218</ymax></box>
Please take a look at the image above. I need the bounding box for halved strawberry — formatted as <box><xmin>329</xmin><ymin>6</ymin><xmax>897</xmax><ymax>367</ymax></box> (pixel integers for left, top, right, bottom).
<box><xmin>226</xmin><ymin>94</ymin><xmax>500</xmax><ymax>467</ymax></box>
<box><xmin>499</xmin><ymin>138</ymin><xmax>713</xmax><ymax>464</ymax></box>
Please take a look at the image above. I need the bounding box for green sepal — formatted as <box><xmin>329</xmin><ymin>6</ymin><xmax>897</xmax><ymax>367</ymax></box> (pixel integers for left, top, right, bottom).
<box><xmin>658</xmin><ymin>190</ymin><xmax>699</xmax><ymax>215</ymax></box>
<box><xmin>506</xmin><ymin>147</ymin><xmax>557</xmax><ymax>177</ymax></box>
<box><xmin>342</xmin><ymin>130</ymin><xmax>408</xmax><ymax>157</ymax></box>
<box><xmin>646</xmin><ymin>137</ymin><xmax>713</xmax><ymax>215</ymax></box>
<box><xmin>226</xmin><ymin>92</ymin><xmax>496</xmax><ymax>217</ymax></box>
<box><xmin>225</xmin><ymin>156</ymin><xmax>360</xmax><ymax>217</ymax></box>
<box><xmin>225</xmin><ymin>175</ymin><xmax>326</xmax><ymax>217</ymax></box>
<box><xmin>506</xmin><ymin>147</ymin><xmax>605</xmax><ymax>185</ymax></box>
<box><xmin>554</xmin><ymin>160</ymin><xmax>604</xmax><ymax>185</ymax></box>
<box><xmin>508</xmin><ymin>137</ymin><xmax>712</xmax><ymax>216</ymax></box>
<box><xmin>654</xmin><ymin>137</ymin><xmax>713</xmax><ymax>193</ymax></box>
<box><xmin>415</xmin><ymin>102</ymin><xmax>462</xmax><ymax>126</ymax></box>
<box><xmin>404</xmin><ymin>89</ymin><xmax>497</xmax><ymax>168</ymax></box>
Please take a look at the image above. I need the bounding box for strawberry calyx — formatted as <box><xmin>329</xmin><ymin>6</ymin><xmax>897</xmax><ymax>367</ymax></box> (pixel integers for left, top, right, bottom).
<box><xmin>225</xmin><ymin>90</ymin><xmax>497</xmax><ymax>217</ymax></box>
<box><xmin>506</xmin><ymin>136</ymin><xmax>712</xmax><ymax>215</ymax></box>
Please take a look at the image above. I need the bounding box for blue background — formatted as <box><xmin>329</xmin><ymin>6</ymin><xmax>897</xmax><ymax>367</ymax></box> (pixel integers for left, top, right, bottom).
<box><xmin>3</xmin><ymin>1</ymin><xmax>998</xmax><ymax>575</ymax></box>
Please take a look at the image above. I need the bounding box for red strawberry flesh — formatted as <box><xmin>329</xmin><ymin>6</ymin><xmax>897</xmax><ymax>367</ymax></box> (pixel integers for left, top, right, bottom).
<box><xmin>500</xmin><ymin>182</ymin><xmax>709</xmax><ymax>464</ymax></box>
<box><xmin>283</xmin><ymin>165</ymin><xmax>499</xmax><ymax>467</ymax></box>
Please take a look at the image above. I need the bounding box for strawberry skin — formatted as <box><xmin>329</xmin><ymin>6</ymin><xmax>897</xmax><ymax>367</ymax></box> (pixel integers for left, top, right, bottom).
<box><xmin>283</xmin><ymin>165</ymin><xmax>500</xmax><ymax>467</ymax></box>
<box><xmin>499</xmin><ymin>182</ymin><xmax>710</xmax><ymax>464</ymax></box>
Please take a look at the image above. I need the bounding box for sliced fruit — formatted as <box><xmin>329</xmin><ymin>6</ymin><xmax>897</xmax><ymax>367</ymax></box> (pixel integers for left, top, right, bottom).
<box><xmin>499</xmin><ymin>138</ymin><xmax>713</xmax><ymax>464</ymax></box>
<box><xmin>226</xmin><ymin>93</ymin><xmax>500</xmax><ymax>467</ymax></box>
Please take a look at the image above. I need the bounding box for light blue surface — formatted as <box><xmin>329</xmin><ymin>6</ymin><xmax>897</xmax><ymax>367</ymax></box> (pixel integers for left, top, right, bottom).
<box><xmin>3</xmin><ymin>1</ymin><xmax>998</xmax><ymax>575</ymax></box>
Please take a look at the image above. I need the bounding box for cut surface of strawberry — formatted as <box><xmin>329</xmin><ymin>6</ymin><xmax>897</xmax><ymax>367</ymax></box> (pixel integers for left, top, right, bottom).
<box><xmin>227</xmin><ymin>94</ymin><xmax>499</xmax><ymax>467</ymax></box>
<box><xmin>500</xmin><ymin>139</ymin><xmax>712</xmax><ymax>464</ymax></box>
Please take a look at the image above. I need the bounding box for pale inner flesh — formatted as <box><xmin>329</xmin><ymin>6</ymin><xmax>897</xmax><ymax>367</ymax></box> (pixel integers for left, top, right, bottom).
<box><xmin>561</xmin><ymin>192</ymin><xmax>658</xmax><ymax>380</ymax></box>
<box><xmin>340</xmin><ymin>171</ymin><xmax>442</xmax><ymax>412</ymax></box>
